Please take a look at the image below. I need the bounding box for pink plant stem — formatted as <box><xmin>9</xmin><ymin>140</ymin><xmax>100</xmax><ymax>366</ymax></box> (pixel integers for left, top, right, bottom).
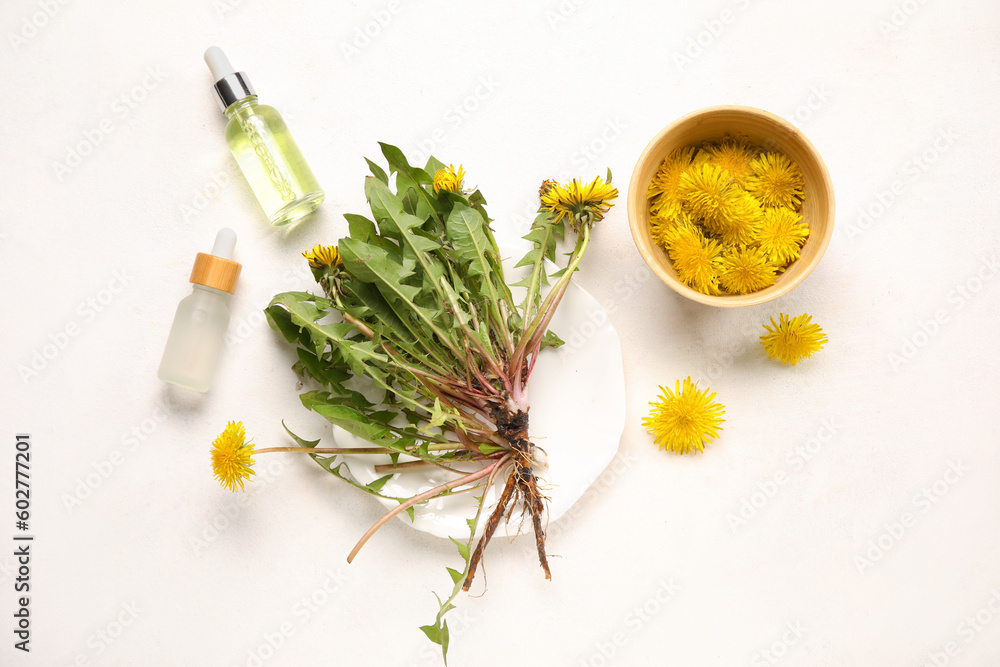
<box><xmin>347</xmin><ymin>459</ymin><xmax>504</xmax><ymax>563</ymax></box>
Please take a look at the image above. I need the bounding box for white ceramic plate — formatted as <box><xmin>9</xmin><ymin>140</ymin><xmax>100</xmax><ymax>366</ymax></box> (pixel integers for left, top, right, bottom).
<box><xmin>329</xmin><ymin>244</ymin><xmax>626</xmax><ymax>539</ymax></box>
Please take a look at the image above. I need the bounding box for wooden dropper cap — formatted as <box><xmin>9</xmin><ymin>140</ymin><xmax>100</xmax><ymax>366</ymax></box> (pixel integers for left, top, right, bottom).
<box><xmin>189</xmin><ymin>228</ymin><xmax>241</xmax><ymax>294</ymax></box>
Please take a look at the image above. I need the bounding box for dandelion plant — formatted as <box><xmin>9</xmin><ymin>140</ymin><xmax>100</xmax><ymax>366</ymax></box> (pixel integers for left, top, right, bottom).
<box><xmin>254</xmin><ymin>143</ymin><xmax>616</xmax><ymax>660</ymax></box>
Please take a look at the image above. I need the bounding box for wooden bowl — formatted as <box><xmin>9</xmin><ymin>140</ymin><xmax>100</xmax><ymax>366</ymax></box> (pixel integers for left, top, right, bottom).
<box><xmin>627</xmin><ymin>105</ymin><xmax>835</xmax><ymax>307</ymax></box>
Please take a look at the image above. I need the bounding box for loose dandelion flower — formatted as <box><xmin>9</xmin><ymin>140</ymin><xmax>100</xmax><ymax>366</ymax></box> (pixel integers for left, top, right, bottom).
<box><xmin>757</xmin><ymin>208</ymin><xmax>809</xmax><ymax>265</ymax></box>
<box><xmin>746</xmin><ymin>152</ymin><xmax>804</xmax><ymax>209</ymax></box>
<box><xmin>211</xmin><ymin>421</ymin><xmax>255</xmax><ymax>492</ymax></box>
<box><xmin>643</xmin><ymin>377</ymin><xmax>726</xmax><ymax>455</ymax></box>
<box><xmin>302</xmin><ymin>244</ymin><xmax>343</xmax><ymax>269</ymax></box>
<box><xmin>667</xmin><ymin>224</ymin><xmax>723</xmax><ymax>295</ymax></box>
<box><xmin>718</xmin><ymin>245</ymin><xmax>777</xmax><ymax>295</ymax></box>
<box><xmin>648</xmin><ymin>147</ymin><xmax>697</xmax><ymax>219</ymax></box>
<box><xmin>704</xmin><ymin>135</ymin><xmax>756</xmax><ymax>185</ymax></box>
<box><xmin>540</xmin><ymin>176</ymin><xmax>618</xmax><ymax>229</ymax></box>
<box><xmin>760</xmin><ymin>313</ymin><xmax>828</xmax><ymax>365</ymax></box>
<box><xmin>677</xmin><ymin>163</ymin><xmax>743</xmax><ymax>235</ymax></box>
<box><xmin>432</xmin><ymin>164</ymin><xmax>465</xmax><ymax>194</ymax></box>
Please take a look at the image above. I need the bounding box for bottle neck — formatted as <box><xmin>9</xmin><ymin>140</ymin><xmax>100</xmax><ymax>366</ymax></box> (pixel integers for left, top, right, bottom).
<box><xmin>212</xmin><ymin>71</ymin><xmax>255</xmax><ymax>113</ymax></box>
<box><xmin>192</xmin><ymin>283</ymin><xmax>233</xmax><ymax>299</ymax></box>
<box><xmin>224</xmin><ymin>95</ymin><xmax>258</xmax><ymax>119</ymax></box>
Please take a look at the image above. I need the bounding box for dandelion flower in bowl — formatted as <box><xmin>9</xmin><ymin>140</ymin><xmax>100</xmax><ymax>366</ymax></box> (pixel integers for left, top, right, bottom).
<box><xmin>648</xmin><ymin>146</ymin><xmax>698</xmax><ymax>219</ymax></box>
<box><xmin>704</xmin><ymin>135</ymin><xmax>757</xmax><ymax>185</ymax></box>
<box><xmin>666</xmin><ymin>224</ymin><xmax>723</xmax><ymax>296</ymax></box>
<box><xmin>718</xmin><ymin>245</ymin><xmax>777</xmax><ymax>295</ymax></box>
<box><xmin>756</xmin><ymin>208</ymin><xmax>809</xmax><ymax>266</ymax></box>
<box><xmin>746</xmin><ymin>152</ymin><xmax>804</xmax><ymax>209</ymax></box>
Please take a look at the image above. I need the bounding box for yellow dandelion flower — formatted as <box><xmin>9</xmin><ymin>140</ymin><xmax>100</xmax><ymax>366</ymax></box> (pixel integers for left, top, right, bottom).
<box><xmin>648</xmin><ymin>147</ymin><xmax>697</xmax><ymax>219</ymax></box>
<box><xmin>677</xmin><ymin>163</ymin><xmax>744</xmax><ymax>235</ymax></box>
<box><xmin>704</xmin><ymin>135</ymin><xmax>757</xmax><ymax>185</ymax></box>
<box><xmin>650</xmin><ymin>214</ymin><xmax>674</xmax><ymax>248</ymax></box>
<box><xmin>540</xmin><ymin>175</ymin><xmax>618</xmax><ymax>229</ymax></box>
<box><xmin>760</xmin><ymin>313</ymin><xmax>828</xmax><ymax>365</ymax></box>
<box><xmin>757</xmin><ymin>208</ymin><xmax>810</xmax><ymax>265</ymax></box>
<box><xmin>718</xmin><ymin>245</ymin><xmax>777</xmax><ymax>295</ymax></box>
<box><xmin>667</xmin><ymin>224</ymin><xmax>723</xmax><ymax>295</ymax></box>
<box><xmin>211</xmin><ymin>421</ymin><xmax>255</xmax><ymax>492</ymax></box>
<box><xmin>691</xmin><ymin>149</ymin><xmax>713</xmax><ymax>168</ymax></box>
<box><xmin>642</xmin><ymin>377</ymin><xmax>726</xmax><ymax>455</ymax></box>
<box><xmin>302</xmin><ymin>244</ymin><xmax>343</xmax><ymax>270</ymax></box>
<box><xmin>432</xmin><ymin>164</ymin><xmax>465</xmax><ymax>194</ymax></box>
<box><xmin>718</xmin><ymin>192</ymin><xmax>764</xmax><ymax>246</ymax></box>
<box><xmin>538</xmin><ymin>178</ymin><xmax>558</xmax><ymax>199</ymax></box>
<box><xmin>650</xmin><ymin>211</ymin><xmax>696</xmax><ymax>249</ymax></box>
<box><xmin>746</xmin><ymin>152</ymin><xmax>804</xmax><ymax>209</ymax></box>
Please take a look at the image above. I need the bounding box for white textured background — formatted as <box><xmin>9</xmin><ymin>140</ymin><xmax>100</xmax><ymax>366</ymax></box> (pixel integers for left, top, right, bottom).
<box><xmin>3</xmin><ymin>1</ymin><xmax>999</xmax><ymax>665</ymax></box>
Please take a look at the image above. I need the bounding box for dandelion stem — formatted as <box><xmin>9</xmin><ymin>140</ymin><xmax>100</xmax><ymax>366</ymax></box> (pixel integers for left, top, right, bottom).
<box><xmin>254</xmin><ymin>444</ymin><xmax>464</xmax><ymax>456</ymax></box>
<box><xmin>347</xmin><ymin>457</ymin><xmax>507</xmax><ymax>563</ymax></box>
<box><xmin>511</xmin><ymin>225</ymin><xmax>591</xmax><ymax>383</ymax></box>
<box><xmin>373</xmin><ymin>452</ymin><xmax>499</xmax><ymax>474</ymax></box>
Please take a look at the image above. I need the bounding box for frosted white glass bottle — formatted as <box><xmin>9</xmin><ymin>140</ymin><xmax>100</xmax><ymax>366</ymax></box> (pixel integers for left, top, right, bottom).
<box><xmin>157</xmin><ymin>229</ymin><xmax>242</xmax><ymax>392</ymax></box>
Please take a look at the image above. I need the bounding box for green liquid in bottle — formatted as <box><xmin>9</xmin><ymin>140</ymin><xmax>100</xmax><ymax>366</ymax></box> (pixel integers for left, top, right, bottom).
<box><xmin>225</xmin><ymin>96</ymin><xmax>324</xmax><ymax>226</ymax></box>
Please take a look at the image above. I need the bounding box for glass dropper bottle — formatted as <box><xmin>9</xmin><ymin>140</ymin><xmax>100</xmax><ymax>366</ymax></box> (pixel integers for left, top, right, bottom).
<box><xmin>204</xmin><ymin>46</ymin><xmax>324</xmax><ymax>226</ymax></box>
<box><xmin>157</xmin><ymin>228</ymin><xmax>241</xmax><ymax>392</ymax></box>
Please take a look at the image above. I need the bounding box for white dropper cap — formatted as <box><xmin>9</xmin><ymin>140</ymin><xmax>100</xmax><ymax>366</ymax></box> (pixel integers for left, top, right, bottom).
<box><xmin>204</xmin><ymin>46</ymin><xmax>236</xmax><ymax>81</ymax></box>
<box><xmin>204</xmin><ymin>46</ymin><xmax>255</xmax><ymax>112</ymax></box>
<box><xmin>210</xmin><ymin>228</ymin><xmax>237</xmax><ymax>260</ymax></box>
